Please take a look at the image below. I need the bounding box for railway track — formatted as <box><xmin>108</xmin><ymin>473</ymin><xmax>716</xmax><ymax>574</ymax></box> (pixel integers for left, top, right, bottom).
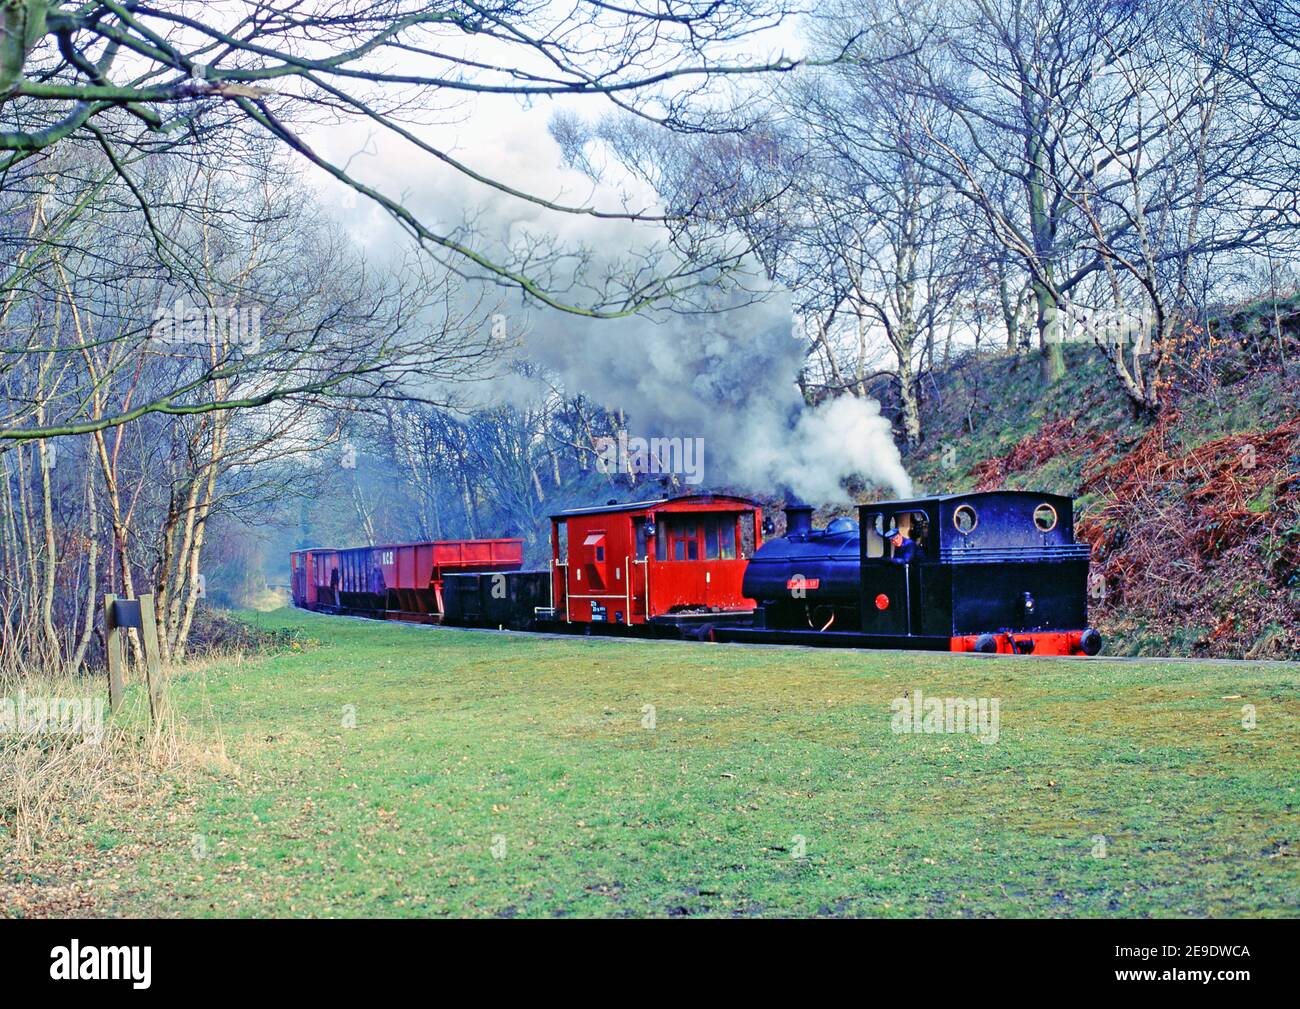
<box><xmin>314</xmin><ymin>610</ymin><xmax>1297</xmax><ymax>668</ymax></box>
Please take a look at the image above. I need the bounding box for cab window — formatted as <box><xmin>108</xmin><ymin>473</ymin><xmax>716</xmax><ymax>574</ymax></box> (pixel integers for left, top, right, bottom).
<box><xmin>676</xmin><ymin>522</ymin><xmax>698</xmax><ymax>560</ymax></box>
<box><xmin>659</xmin><ymin>518</ymin><xmax>699</xmax><ymax>561</ymax></box>
<box><xmin>657</xmin><ymin>513</ymin><xmax>748</xmax><ymax>560</ymax></box>
<box><xmin>703</xmin><ymin>515</ymin><xmax>737</xmax><ymax>560</ymax></box>
<box><xmin>889</xmin><ymin>510</ymin><xmax>930</xmax><ymax>559</ymax></box>
<box><xmin>865</xmin><ymin>513</ymin><xmax>885</xmax><ymax>559</ymax></box>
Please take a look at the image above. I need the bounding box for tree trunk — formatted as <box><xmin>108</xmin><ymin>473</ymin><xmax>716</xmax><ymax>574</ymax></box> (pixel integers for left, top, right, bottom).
<box><xmin>999</xmin><ymin>270</ymin><xmax>1019</xmax><ymax>352</ymax></box>
<box><xmin>69</xmin><ymin>448</ymin><xmax>98</xmax><ymax>672</ymax></box>
<box><xmin>37</xmin><ymin>436</ymin><xmax>59</xmax><ymax>664</ymax></box>
<box><xmin>1026</xmin><ymin>124</ymin><xmax>1067</xmax><ymax>384</ymax></box>
<box><xmin>1034</xmin><ymin>278</ymin><xmax>1066</xmax><ymax>384</ymax></box>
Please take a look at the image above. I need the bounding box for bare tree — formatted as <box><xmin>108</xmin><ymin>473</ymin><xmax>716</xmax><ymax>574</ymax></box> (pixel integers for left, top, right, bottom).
<box><xmin>789</xmin><ymin>66</ymin><xmax>973</xmax><ymax>447</ymax></box>
<box><xmin>817</xmin><ymin>0</ymin><xmax>1300</xmax><ymax>410</ymax></box>
<box><xmin>0</xmin><ymin>0</ymin><xmax>813</xmax><ymax>327</ymax></box>
<box><xmin>1</xmin><ymin>136</ymin><xmax>498</xmax><ymax>670</ymax></box>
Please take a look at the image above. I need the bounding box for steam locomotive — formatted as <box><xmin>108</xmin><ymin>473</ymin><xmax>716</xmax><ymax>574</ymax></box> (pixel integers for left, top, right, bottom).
<box><xmin>726</xmin><ymin>491</ymin><xmax>1101</xmax><ymax>655</ymax></box>
<box><xmin>290</xmin><ymin>489</ymin><xmax>1102</xmax><ymax>655</ymax></box>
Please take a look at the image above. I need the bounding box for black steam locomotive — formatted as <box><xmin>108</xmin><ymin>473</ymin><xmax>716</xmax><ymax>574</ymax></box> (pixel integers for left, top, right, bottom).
<box><xmin>716</xmin><ymin>490</ymin><xmax>1101</xmax><ymax>655</ymax></box>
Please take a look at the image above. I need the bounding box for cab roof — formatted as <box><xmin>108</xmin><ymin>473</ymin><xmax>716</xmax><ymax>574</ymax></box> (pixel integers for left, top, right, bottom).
<box><xmin>858</xmin><ymin>489</ymin><xmax>1073</xmax><ymax>510</ymax></box>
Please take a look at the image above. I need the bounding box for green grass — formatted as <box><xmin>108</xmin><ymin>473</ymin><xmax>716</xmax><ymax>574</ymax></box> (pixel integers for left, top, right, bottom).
<box><xmin>97</xmin><ymin>609</ymin><xmax>1299</xmax><ymax>917</ymax></box>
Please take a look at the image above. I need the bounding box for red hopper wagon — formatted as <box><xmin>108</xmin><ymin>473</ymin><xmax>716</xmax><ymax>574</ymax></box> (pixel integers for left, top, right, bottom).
<box><xmin>290</xmin><ymin>537</ymin><xmax>523</xmax><ymax>622</ymax></box>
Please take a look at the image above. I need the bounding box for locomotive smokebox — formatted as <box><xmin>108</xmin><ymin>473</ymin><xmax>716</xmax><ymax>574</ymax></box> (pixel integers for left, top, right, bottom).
<box><xmin>785</xmin><ymin>503</ymin><xmax>813</xmax><ymax>538</ymax></box>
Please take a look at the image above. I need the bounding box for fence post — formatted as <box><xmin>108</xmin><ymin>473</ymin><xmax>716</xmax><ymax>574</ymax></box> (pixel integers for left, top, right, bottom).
<box><xmin>103</xmin><ymin>593</ymin><xmax>165</xmax><ymax>725</ymax></box>
<box><xmin>103</xmin><ymin>593</ymin><xmax>125</xmax><ymax>712</ymax></box>
<box><xmin>138</xmin><ymin>592</ymin><xmax>164</xmax><ymax>722</ymax></box>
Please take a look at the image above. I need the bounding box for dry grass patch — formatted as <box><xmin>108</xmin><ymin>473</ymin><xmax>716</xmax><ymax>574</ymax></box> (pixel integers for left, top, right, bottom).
<box><xmin>0</xmin><ymin>669</ymin><xmax>236</xmax><ymax>918</ymax></box>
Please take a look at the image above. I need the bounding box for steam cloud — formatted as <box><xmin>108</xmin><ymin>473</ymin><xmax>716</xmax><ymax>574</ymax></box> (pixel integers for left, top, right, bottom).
<box><xmin>309</xmin><ymin>101</ymin><xmax>912</xmax><ymax>504</ymax></box>
<box><xmin>514</xmin><ymin>285</ymin><xmax>913</xmax><ymax>505</ymax></box>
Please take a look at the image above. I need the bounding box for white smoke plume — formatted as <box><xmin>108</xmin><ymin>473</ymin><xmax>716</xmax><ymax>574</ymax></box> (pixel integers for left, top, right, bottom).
<box><xmin>514</xmin><ymin>284</ymin><xmax>913</xmax><ymax>505</ymax></box>
<box><xmin>303</xmin><ymin>97</ymin><xmax>912</xmax><ymax>504</ymax></box>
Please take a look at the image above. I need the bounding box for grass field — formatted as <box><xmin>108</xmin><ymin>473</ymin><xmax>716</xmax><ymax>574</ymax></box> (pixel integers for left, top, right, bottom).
<box><xmin>32</xmin><ymin>609</ymin><xmax>1300</xmax><ymax>917</ymax></box>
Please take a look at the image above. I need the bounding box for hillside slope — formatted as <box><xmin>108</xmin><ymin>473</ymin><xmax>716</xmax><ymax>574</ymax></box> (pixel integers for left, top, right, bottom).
<box><xmin>900</xmin><ymin>305</ymin><xmax>1300</xmax><ymax>660</ymax></box>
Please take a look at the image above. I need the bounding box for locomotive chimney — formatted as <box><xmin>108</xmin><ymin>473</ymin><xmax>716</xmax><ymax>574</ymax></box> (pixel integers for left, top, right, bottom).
<box><xmin>784</xmin><ymin>502</ymin><xmax>813</xmax><ymax>538</ymax></box>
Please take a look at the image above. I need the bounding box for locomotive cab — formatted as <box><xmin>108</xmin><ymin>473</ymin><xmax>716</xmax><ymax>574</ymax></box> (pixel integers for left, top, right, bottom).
<box><xmin>861</xmin><ymin>492</ymin><xmax>1096</xmax><ymax>652</ymax></box>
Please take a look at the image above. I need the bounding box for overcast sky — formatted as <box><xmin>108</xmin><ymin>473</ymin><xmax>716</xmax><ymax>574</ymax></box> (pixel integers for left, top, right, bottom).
<box><xmin>299</xmin><ymin>16</ymin><xmax>810</xmax><ymax>274</ymax></box>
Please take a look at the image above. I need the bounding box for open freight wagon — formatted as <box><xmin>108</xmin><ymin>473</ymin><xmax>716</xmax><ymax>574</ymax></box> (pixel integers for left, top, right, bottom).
<box><xmin>290</xmin><ymin>537</ymin><xmax>524</xmax><ymax>622</ymax></box>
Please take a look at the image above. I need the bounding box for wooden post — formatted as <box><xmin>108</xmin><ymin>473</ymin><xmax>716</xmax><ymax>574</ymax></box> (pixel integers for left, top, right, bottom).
<box><xmin>138</xmin><ymin>593</ymin><xmax>164</xmax><ymax>722</ymax></box>
<box><xmin>103</xmin><ymin>593</ymin><xmax>165</xmax><ymax>725</ymax></box>
<box><xmin>103</xmin><ymin>593</ymin><xmax>125</xmax><ymax>712</ymax></box>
